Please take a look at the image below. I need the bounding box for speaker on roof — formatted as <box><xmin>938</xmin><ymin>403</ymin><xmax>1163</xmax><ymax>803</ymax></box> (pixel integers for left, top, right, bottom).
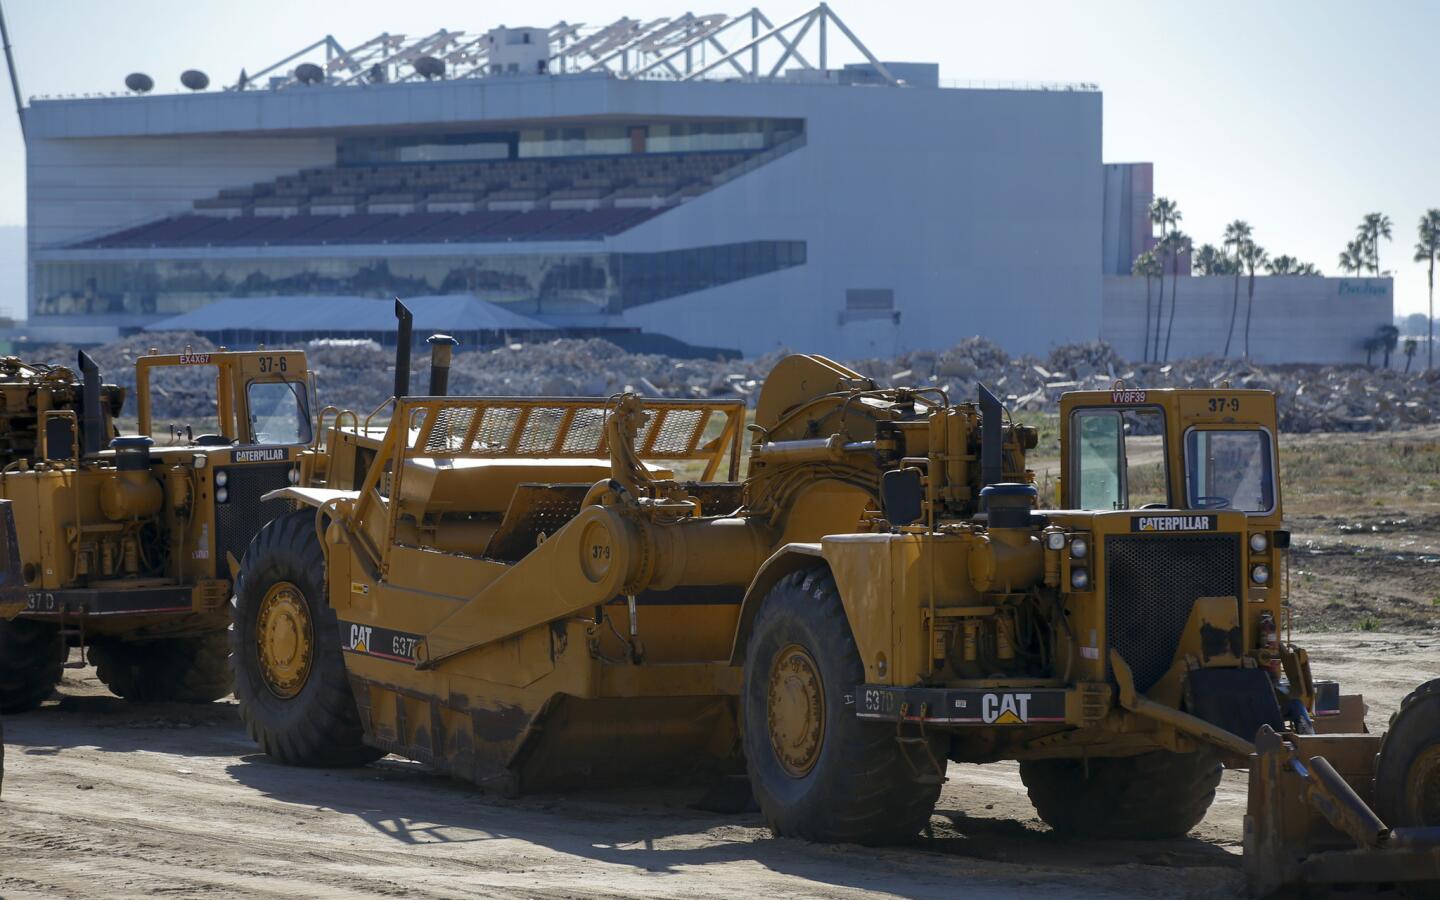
<box><xmin>124</xmin><ymin>73</ymin><xmax>154</xmax><ymax>94</ymax></box>
<box><xmin>414</xmin><ymin>56</ymin><xmax>445</xmax><ymax>80</ymax></box>
<box><xmin>295</xmin><ymin>63</ymin><xmax>325</xmax><ymax>85</ymax></box>
<box><xmin>180</xmin><ymin>69</ymin><xmax>210</xmax><ymax>91</ymax></box>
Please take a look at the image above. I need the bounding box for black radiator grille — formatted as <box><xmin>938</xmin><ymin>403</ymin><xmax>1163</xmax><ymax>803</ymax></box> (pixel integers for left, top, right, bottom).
<box><xmin>1104</xmin><ymin>533</ymin><xmax>1242</xmax><ymax>693</ymax></box>
<box><xmin>215</xmin><ymin>463</ymin><xmax>293</xmax><ymax>567</ymax></box>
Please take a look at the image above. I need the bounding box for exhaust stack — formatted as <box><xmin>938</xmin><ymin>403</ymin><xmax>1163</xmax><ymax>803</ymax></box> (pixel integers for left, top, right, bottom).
<box><xmin>427</xmin><ymin>334</ymin><xmax>458</xmax><ymax>397</ymax></box>
<box><xmin>978</xmin><ymin>383</ymin><xmax>1003</xmax><ymax>491</ymax></box>
<box><xmin>393</xmin><ymin>299</ymin><xmax>413</xmax><ymax>399</ymax></box>
<box><xmin>79</xmin><ymin>350</ymin><xmax>104</xmax><ymax>456</ymax></box>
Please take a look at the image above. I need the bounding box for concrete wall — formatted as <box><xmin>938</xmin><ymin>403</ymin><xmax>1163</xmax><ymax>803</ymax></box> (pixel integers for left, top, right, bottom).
<box><xmin>1102</xmin><ymin>275</ymin><xmax>1393</xmax><ymax>364</ymax></box>
<box><xmin>1101</xmin><ymin>163</ymin><xmax>1153</xmax><ymax>276</ymax></box>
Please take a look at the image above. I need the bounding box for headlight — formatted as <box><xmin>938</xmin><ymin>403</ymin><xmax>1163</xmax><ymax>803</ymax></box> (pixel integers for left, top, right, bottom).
<box><xmin>1045</xmin><ymin>531</ymin><xmax>1066</xmax><ymax>551</ymax></box>
<box><xmin>215</xmin><ymin>470</ymin><xmax>228</xmax><ymax>487</ymax></box>
<box><xmin>289</xmin><ymin>468</ymin><xmax>300</xmax><ymax>485</ymax></box>
<box><xmin>1070</xmin><ymin>537</ymin><xmax>1089</xmax><ymax>559</ymax></box>
<box><xmin>1070</xmin><ymin>567</ymin><xmax>1090</xmax><ymax>590</ymax></box>
<box><xmin>1250</xmin><ymin>533</ymin><xmax>1268</xmax><ymax>553</ymax></box>
<box><xmin>216</xmin><ymin>487</ymin><xmax>229</xmax><ymax>503</ymax></box>
<box><xmin>1251</xmin><ymin>564</ymin><xmax>1270</xmax><ymax>585</ymax></box>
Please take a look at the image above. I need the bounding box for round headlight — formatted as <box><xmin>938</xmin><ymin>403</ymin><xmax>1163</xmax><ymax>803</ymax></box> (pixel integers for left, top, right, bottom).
<box><xmin>1045</xmin><ymin>531</ymin><xmax>1067</xmax><ymax>551</ymax></box>
<box><xmin>1250</xmin><ymin>533</ymin><xmax>1268</xmax><ymax>553</ymax></box>
<box><xmin>288</xmin><ymin>468</ymin><xmax>300</xmax><ymax>485</ymax></box>
<box><xmin>216</xmin><ymin>487</ymin><xmax>229</xmax><ymax>503</ymax></box>
<box><xmin>215</xmin><ymin>470</ymin><xmax>228</xmax><ymax>487</ymax></box>
<box><xmin>1070</xmin><ymin>537</ymin><xmax>1089</xmax><ymax>559</ymax></box>
<box><xmin>1070</xmin><ymin>567</ymin><xmax>1090</xmax><ymax>590</ymax></box>
<box><xmin>1251</xmin><ymin>564</ymin><xmax>1270</xmax><ymax>585</ymax></box>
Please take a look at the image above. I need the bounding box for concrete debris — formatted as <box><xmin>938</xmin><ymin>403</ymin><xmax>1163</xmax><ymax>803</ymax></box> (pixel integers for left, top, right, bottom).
<box><xmin>17</xmin><ymin>332</ymin><xmax>1440</xmax><ymax>434</ymax></box>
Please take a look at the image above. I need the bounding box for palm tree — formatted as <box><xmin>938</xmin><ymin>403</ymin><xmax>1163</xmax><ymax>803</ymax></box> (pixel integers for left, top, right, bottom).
<box><xmin>1403</xmin><ymin>337</ymin><xmax>1419</xmax><ymax>373</ymax></box>
<box><xmin>1240</xmin><ymin>241</ymin><xmax>1268</xmax><ymax>358</ymax></box>
<box><xmin>1265</xmin><ymin>255</ymin><xmax>1301</xmax><ymax>275</ymax></box>
<box><xmin>1377</xmin><ymin>324</ymin><xmax>1400</xmax><ymax>369</ymax></box>
<box><xmin>1295</xmin><ymin>262</ymin><xmax>1322</xmax><ymax>276</ymax></box>
<box><xmin>1222</xmin><ymin>220</ymin><xmax>1252</xmax><ymax>357</ymax></box>
<box><xmin>1193</xmin><ymin>243</ymin><xmax>1223</xmax><ymax>275</ymax></box>
<box><xmin>1133</xmin><ymin>250</ymin><xmax>1161</xmax><ymax>362</ymax></box>
<box><xmin>1414</xmin><ymin>209</ymin><xmax>1440</xmax><ymax>370</ymax></box>
<box><xmin>1363</xmin><ymin>334</ymin><xmax>1382</xmax><ymax>368</ymax></box>
<box><xmin>1149</xmin><ymin>196</ymin><xmax>1181</xmax><ymax>238</ymax></box>
<box><xmin>1162</xmin><ymin>230</ymin><xmax>1190</xmax><ymax>362</ymax></box>
<box><xmin>1338</xmin><ymin>238</ymin><xmax>1367</xmax><ymax>275</ymax></box>
<box><xmin>1358</xmin><ymin>212</ymin><xmax>1393</xmax><ymax>275</ymax></box>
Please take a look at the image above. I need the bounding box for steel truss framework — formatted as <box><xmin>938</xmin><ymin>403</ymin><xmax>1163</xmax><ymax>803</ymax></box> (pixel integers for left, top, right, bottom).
<box><xmin>231</xmin><ymin>4</ymin><xmax>901</xmax><ymax>91</ymax></box>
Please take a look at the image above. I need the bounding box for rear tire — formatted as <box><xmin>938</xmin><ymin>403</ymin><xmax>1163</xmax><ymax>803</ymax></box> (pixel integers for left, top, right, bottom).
<box><xmin>1020</xmin><ymin>750</ymin><xmax>1221</xmax><ymax>839</ymax></box>
<box><xmin>90</xmin><ymin>632</ymin><xmax>233</xmax><ymax>703</ymax></box>
<box><xmin>0</xmin><ymin>619</ymin><xmax>65</xmax><ymax>714</ymax></box>
<box><xmin>231</xmin><ymin>510</ymin><xmax>381</xmax><ymax>767</ymax></box>
<box><xmin>742</xmin><ymin>568</ymin><xmax>944</xmax><ymax>845</ymax></box>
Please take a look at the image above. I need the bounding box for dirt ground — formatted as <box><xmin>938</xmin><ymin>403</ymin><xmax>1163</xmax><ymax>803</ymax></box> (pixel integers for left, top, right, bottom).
<box><xmin>0</xmin><ymin>631</ymin><xmax>1434</xmax><ymax>900</ymax></box>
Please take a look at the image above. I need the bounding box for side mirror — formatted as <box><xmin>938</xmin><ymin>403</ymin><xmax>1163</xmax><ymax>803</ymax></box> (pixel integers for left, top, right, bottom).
<box><xmin>881</xmin><ymin>467</ymin><xmax>924</xmax><ymax>527</ymax></box>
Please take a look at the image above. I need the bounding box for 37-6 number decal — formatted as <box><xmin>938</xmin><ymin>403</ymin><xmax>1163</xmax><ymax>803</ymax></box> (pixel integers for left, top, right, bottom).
<box><xmin>1207</xmin><ymin>397</ymin><xmax>1240</xmax><ymax>413</ymax></box>
<box><xmin>257</xmin><ymin>355</ymin><xmax>289</xmax><ymax>373</ymax></box>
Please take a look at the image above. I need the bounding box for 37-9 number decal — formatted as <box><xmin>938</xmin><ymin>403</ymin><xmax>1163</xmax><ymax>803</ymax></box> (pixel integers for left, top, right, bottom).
<box><xmin>1207</xmin><ymin>397</ymin><xmax>1240</xmax><ymax>413</ymax></box>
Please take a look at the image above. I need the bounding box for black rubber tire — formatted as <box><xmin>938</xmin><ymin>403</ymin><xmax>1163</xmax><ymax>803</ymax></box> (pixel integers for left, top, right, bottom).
<box><xmin>89</xmin><ymin>632</ymin><xmax>233</xmax><ymax>703</ymax></box>
<box><xmin>0</xmin><ymin>619</ymin><xmax>65</xmax><ymax>714</ymax></box>
<box><xmin>1020</xmin><ymin>749</ymin><xmax>1222</xmax><ymax>839</ymax></box>
<box><xmin>1377</xmin><ymin>678</ymin><xmax>1440</xmax><ymax>829</ymax></box>
<box><xmin>742</xmin><ymin>568</ymin><xmax>944</xmax><ymax>845</ymax></box>
<box><xmin>231</xmin><ymin>510</ymin><xmax>381</xmax><ymax>767</ymax></box>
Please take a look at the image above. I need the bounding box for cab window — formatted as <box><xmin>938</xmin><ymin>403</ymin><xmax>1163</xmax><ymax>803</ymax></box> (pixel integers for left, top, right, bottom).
<box><xmin>147</xmin><ymin>364</ymin><xmax>223</xmax><ymax>444</ymax></box>
<box><xmin>1070</xmin><ymin>407</ymin><xmax>1168</xmax><ymax>510</ymax></box>
<box><xmin>247</xmin><ymin>381</ymin><xmax>311</xmax><ymax>445</ymax></box>
<box><xmin>1184</xmin><ymin>428</ymin><xmax>1274</xmax><ymax>513</ymax></box>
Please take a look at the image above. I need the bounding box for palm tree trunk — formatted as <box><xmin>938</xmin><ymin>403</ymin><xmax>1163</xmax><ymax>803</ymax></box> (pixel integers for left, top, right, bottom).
<box><xmin>1223</xmin><ymin>270</ymin><xmax>1240</xmax><ymax>357</ymax></box>
<box><xmin>1429</xmin><ymin>258</ymin><xmax>1435</xmax><ymax>371</ymax></box>
<box><xmin>1142</xmin><ymin>277</ymin><xmax>1152</xmax><ymax>363</ymax></box>
<box><xmin>1153</xmin><ymin>268</ymin><xmax>1166</xmax><ymax>363</ymax></box>
<box><xmin>1163</xmin><ymin>256</ymin><xmax>1179</xmax><ymax>361</ymax></box>
<box><xmin>1243</xmin><ymin>272</ymin><xmax>1256</xmax><ymax>358</ymax></box>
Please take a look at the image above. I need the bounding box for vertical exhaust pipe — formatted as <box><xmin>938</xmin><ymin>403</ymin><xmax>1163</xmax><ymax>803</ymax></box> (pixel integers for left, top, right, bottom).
<box><xmin>427</xmin><ymin>334</ymin><xmax>458</xmax><ymax>397</ymax></box>
<box><xmin>393</xmin><ymin>298</ymin><xmax>413</xmax><ymax>399</ymax></box>
<box><xmin>978</xmin><ymin>383</ymin><xmax>1003</xmax><ymax>491</ymax></box>
<box><xmin>79</xmin><ymin>350</ymin><xmax>103</xmax><ymax>456</ymax></box>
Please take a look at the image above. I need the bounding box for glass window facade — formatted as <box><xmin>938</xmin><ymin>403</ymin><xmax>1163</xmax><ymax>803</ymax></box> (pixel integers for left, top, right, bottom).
<box><xmin>33</xmin><ymin>241</ymin><xmax>806</xmax><ymax>319</ymax></box>
<box><xmin>337</xmin><ymin>119</ymin><xmax>804</xmax><ymax>165</ymax></box>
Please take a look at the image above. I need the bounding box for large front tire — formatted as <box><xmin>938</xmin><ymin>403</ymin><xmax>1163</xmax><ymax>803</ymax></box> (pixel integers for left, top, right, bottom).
<box><xmin>90</xmin><ymin>632</ymin><xmax>232</xmax><ymax>703</ymax></box>
<box><xmin>0</xmin><ymin>619</ymin><xmax>65</xmax><ymax>714</ymax></box>
<box><xmin>232</xmin><ymin>510</ymin><xmax>381</xmax><ymax>767</ymax></box>
<box><xmin>1020</xmin><ymin>750</ymin><xmax>1221</xmax><ymax>839</ymax></box>
<box><xmin>742</xmin><ymin>568</ymin><xmax>943</xmax><ymax>845</ymax></box>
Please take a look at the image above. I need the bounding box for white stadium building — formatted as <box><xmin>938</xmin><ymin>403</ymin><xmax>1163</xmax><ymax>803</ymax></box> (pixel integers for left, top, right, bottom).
<box><xmin>18</xmin><ymin>6</ymin><xmax>1391</xmax><ymax>361</ymax></box>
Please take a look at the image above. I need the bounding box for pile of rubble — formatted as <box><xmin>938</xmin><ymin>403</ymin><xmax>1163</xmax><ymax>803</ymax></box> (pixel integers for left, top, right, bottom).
<box><xmin>16</xmin><ymin>333</ymin><xmax>1440</xmax><ymax>434</ymax></box>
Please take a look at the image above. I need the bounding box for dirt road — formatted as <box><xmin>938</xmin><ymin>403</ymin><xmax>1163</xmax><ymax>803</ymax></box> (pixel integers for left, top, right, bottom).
<box><xmin>1</xmin><ymin>633</ymin><xmax>1434</xmax><ymax>900</ymax></box>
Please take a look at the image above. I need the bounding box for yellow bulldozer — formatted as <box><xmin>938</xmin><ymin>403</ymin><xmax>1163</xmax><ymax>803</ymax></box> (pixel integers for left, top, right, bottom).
<box><xmin>0</xmin><ymin>346</ymin><xmax>313</xmax><ymax>711</ymax></box>
<box><xmin>231</xmin><ymin>336</ymin><xmax>1437</xmax><ymax>894</ymax></box>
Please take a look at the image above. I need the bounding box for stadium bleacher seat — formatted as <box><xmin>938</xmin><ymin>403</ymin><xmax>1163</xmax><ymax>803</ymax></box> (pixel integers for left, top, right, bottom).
<box><xmin>71</xmin><ymin>149</ymin><xmax>754</xmax><ymax>249</ymax></box>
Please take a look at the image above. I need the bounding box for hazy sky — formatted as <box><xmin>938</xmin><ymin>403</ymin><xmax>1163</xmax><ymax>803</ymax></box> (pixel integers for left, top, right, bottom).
<box><xmin>1</xmin><ymin>0</ymin><xmax>1437</xmax><ymax>314</ymax></box>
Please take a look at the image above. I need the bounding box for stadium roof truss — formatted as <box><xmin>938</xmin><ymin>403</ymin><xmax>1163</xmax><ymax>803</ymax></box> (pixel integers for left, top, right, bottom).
<box><xmin>232</xmin><ymin>3</ymin><xmax>901</xmax><ymax>91</ymax></box>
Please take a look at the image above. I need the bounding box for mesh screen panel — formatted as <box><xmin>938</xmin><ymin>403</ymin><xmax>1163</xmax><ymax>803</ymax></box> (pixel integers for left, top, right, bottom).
<box><xmin>216</xmin><ymin>463</ymin><xmax>293</xmax><ymax>567</ymax></box>
<box><xmin>1104</xmin><ymin>533</ymin><xmax>1241</xmax><ymax>693</ymax></box>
